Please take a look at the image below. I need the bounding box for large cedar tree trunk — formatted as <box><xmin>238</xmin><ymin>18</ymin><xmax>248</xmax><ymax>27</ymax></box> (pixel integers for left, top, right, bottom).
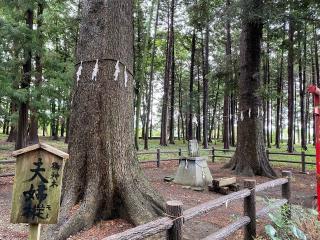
<box><xmin>44</xmin><ymin>1</ymin><xmax>164</xmax><ymax>239</ymax></box>
<box><xmin>15</xmin><ymin>9</ymin><xmax>33</xmax><ymax>150</ymax></box>
<box><xmin>225</xmin><ymin>0</ymin><xmax>276</xmax><ymax>177</ymax></box>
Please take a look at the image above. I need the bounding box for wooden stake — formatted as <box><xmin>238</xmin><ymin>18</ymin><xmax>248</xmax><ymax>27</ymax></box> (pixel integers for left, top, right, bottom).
<box><xmin>244</xmin><ymin>179</ymin><xmax>256</xmax><ymax>240</ymax></box>
<box><xmin>29</xmin><ymin>224</ymin><xmax>41</xmax><ymax>240</ymax></box>
<box><xmin>166</xmin><ymin>200</ymin><xmax>183</xmax><ymax>240</ymax></box>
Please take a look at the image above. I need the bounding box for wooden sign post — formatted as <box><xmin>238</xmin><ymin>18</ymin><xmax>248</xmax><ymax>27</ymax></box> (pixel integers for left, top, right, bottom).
<box><xmin>10</xmin><ymin>143</ymin><xmax>69</xmax><ymax>239</ymax></box>
<box><xmin>308</xmin><ymin>85</ymin><xmax>320</xmax><ymax>220</ymax></box>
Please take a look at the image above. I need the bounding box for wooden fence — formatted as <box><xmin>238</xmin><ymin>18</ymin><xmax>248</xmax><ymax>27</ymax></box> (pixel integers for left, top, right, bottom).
<box><xmin>138</xmin><ymin>147</ymin><xmax>316</xmax><ymax>174</ymax></box>
<box><xmin>104</xmin><ymin>170</ymin><xmax>292</xmax><ymax>240</ymax></box>
<box><xmin>0</xmin><ymin>147</ymin><xmax>315</xmax><ymax>177</ymax></box>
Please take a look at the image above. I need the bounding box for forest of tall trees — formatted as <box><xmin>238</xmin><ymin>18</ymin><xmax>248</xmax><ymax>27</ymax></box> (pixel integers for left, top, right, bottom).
<box><xmin>0</xmin><ymin>0</ymin><xmax>320</xmax><ymax>239</ymax></box>
<box><xmin>1</xmin><ymin>0</ymin><xmax>319</xmax><ymax>156</ymax></box>
<box><xmin>0</xmin><ymin>1</ymin><xmax>320</xmax><ymax>162</ymax></box>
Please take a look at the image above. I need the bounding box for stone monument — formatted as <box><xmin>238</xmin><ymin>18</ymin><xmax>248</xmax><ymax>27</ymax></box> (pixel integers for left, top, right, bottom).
<box><xmin>173</xmin><ymin>118</ymin><xmax>213</xmax><ymax>187</ymax></box>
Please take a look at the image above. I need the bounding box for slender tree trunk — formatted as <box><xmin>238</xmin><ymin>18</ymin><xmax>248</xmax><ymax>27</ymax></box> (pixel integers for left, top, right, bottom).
<box><xmin>314</xmin><ymin>24</ymin><xmax>320</xmax><ymax>86</ymax></box>
<box><xmin>312</xmin><ymin>39</ymin><xmax>316</xmax><ymax>145</ymax></box>
<box><xmin>15</xmin><ymin>8</ymin><xmax>33</xmax><ymax>150</ymax></box>
<box><xmin>202</xmin><ymin>25</ymin><xmax>209</xmax><ymax>148</ymax></box>
<box><xmin>226</xmin><ymin>0</ymin><xmax>276</xmax><ymax>177</ymax></box>
<box><xmin>287</xmin><ymin>17</ymin><xmax>295</xmax><ymax>152</ymax></box>
<box><xmin>188</xmin><ymin>30</ymin><xmax>196</xmax><ymax>140</ymax></box>
<box><xmin>169</xmin><ymin>0</ymin><xmax>175</xmax><ymax>144</ymax></box>
<box><xmin>144</xmin><ymin>0</ymin><xmax>160</xmax><ymax>150</ymax></box>
<box><xmin>275</xmin><ymin>25</ymin><xmax>285</xmax><ymax>148</ymax></box>
<box><xmin>300</xmin><ymin>25</ymin><xmax>307</xmax><ymax>150</ymax></box>
<box><xmin>44</xmin><ymin>1</ymin><xmax>164</xmax><ymax>239</ymax></box>
<box><xmin>29</xmin><ymin>2</ymin><xmax>44</xmax><ymax>144</ymax></box>
<box><xmin>7</xmin><ymin>103</ymin><xmax>17</xmax><ymax>142</ymax></box>
<box><xmin>196</xmin><ymin>66</ymin><xmax>201</xmax><ymax>142</ymax></box>
<box><xmin>209</xmin><ymin>81</ymin><xmax>221</xmax><ymax>143</ymax></box>
<box><xmin>178</xmin><ymin>71</ymin><xmax>185</xmax><ymax>143</ymax></box>
<box><xmin>160</xmin><ymin>0</ymin><xmax>174</xmax><ymax>146</ymax></box>
<box><xmin>266</xmin><ymin>41</ymin><xmax>271</xmax><ymax>148</ymax></box>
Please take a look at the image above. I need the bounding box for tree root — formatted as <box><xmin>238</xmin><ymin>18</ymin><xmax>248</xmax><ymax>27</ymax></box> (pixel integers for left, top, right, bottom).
<box><xmin>224</xmin><ymin>154</ymin><xmax>277</xmax><ymax>179</ymax></box>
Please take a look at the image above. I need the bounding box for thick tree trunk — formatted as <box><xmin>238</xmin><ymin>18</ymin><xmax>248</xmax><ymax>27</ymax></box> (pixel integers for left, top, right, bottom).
<box><xmin>225</xmin><ymin>0</ymin><xmax>276</xmax><ymax>177</ymax></box>
<box><xmin>15</xmin><ymin>8</ymin><xmax>33</xmax><ymax>150</ymax></box>
<box><xmin>44</xmin><ymin>1</ymin><xmax>164</xmax><ymax>239</ymax></box>
<box><xmin>287</xmin><ymin>17</ymin><xmax>295</xmax><ymax>153</ymax></box>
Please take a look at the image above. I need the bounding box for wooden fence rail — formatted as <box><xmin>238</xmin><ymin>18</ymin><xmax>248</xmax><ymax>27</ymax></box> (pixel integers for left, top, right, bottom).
<box><xmin>0</xmin><ymin>147</ymin><xmax>315</xmax><ymax>177</ymax></box>
<box><xmin>104</xmin><ymin>170</ymin><xmax>292</xmax><ymax>240</ymax></box>
<box><xmin>137</xmin><ymin>147</ymin><xmax>315</xmax><ymax>173</ymax></box>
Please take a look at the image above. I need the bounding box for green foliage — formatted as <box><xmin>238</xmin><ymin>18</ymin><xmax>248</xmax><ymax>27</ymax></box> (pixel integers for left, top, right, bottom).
<box><xmin>264</xmin><ymin>205</ymin><xmax>320</xmax><ymax>240</ymax></box>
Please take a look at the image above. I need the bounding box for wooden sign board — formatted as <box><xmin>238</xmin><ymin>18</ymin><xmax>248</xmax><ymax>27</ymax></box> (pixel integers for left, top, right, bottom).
<box><xmin>10</xmin><ymin>143</ymin><xmax>68</xmax><ymax>224</ymax></box>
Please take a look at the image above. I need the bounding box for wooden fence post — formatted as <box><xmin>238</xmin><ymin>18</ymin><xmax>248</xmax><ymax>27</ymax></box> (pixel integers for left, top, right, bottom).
<box><xmin>244</xmin><ymin>179</ymin><xmax>256</xmax><ymax>240</ymax></box>
<box><xmin>301</xmin><ymin>151</ymin><xmax>306</xmax><ymax>174</ymax></box>
<box><xmin>212</xmin><ymin>146</ymin><xmax>215</xmax><ymax>163</ymax></box>
<box><xmin>178</xmin><ymin>148</ymin><xmax>182</xmax><ymax>164</ymax></box>
<box><xmin>157</xmin><ymin>148</ymin><xmax>160</xmax><ymax>168</ymax></box>
<box><xmin>281</xmin><ymin>170</ymin><xmax>292</xmax><ymax>220</ymax></box>
<box><xmin>166</xmin><ymin>200</ymin><xmax>183</xmax><ymax>240</ymax></box>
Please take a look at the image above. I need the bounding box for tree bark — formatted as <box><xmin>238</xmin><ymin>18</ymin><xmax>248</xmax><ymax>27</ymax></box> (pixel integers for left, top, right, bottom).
<box><xmin>15</xmin><ymin>8</ymin><xmax>33</xmax><ymax>150</ymax></box>
<box><xmin>275</xmin><ymin>24</ymin><xmax>285</xmax><ymax>148</ymax></box>
<box><xmin>314</xmin><ymin>24</ymin><xmax>320</xmax><ymax>86</ymax></box>
<box><xmin>144</xmin><ymin>0</ymin><xmax>160</xmax><ymax>150</ymax></box>
<box><xmin>160</xmin><ymin>0</ymin><xmax>174</xmax><ymax>146</ymax></box>
<box><xmin>225</xmin><ymin>0</ymin><xmax>276</xmax><ymax>177</ymax></box>
<box><xmin>29</xmin><ymin>2</ymin><xmax>44</xmax><ymax>144</ymax></box>
<box><xmin>202</xmin><ymin>25</ymin><xmax>209</xmax><ymax>148</ymax></box>
<box><xmin>187</xmin><ymin>30</ymin><xmax>196</xmax><ymax>140</ymax></box>
<box><xmin>300</xmin><ymin>25</ymin><xmax>307</xmax><ymax>150</ymax></box>
<box><xmin>44</xmin><ymin>1</ymin><xmax>164</xmax><ymax>239</ymax></box>
<box><xmin>169</xmin><ymin>0</ymin><xmax>175</xmax><ymax>144</ymax></box>
<box><xmin>287</xmin><ymin>17</ymin><xmax>295</xmax><ymax>153</ymax></box>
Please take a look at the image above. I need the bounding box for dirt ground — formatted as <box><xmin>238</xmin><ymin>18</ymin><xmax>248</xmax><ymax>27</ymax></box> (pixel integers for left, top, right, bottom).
<box><xmin>0</xmin><ymin>160</ymin><xmax>317</xmax><ymax>240</ymax></box>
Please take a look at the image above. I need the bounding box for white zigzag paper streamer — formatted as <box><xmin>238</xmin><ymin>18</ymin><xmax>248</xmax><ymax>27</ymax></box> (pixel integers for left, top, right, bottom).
<box><xmin>76</xmin><ymin>61</ymin><xmax>83</xmax><ymax>85</ymax></box>
<box><xmin>92</xmin><ymin>59</ymin><xmax>99</xmax><ymax>81</ymax></box>
<box><xmin>124</xmin><ymin>66</ymin><xmax>128</xmax><ymax>87</ymax></box>
<box><xmin>114</xmin><ymin>60</ymin><xmax>120</xmax><ymax>81</ymax></box>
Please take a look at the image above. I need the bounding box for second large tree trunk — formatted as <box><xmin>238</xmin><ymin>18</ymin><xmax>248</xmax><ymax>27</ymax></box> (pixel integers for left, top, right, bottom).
<box><xmin>44</xmin><ymin>1</ymin><xmax>164</xmax><ymax>239</ymax></box>
<box><xmin>15</xmin><ymin>8</ymin><xmax>33</xmax><ymax>150</ymax></box>
<box><xmin>225</xmin><ymin>0</ymin><xmax>276</xmax><ymax>177</ymax></box>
